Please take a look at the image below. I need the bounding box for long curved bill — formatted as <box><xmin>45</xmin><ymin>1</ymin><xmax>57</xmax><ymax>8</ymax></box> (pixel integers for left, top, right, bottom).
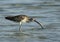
<box><xmin>34</xmin><ymin>20</ymin><xmax>44</xmax><ymax>29</ymax></box>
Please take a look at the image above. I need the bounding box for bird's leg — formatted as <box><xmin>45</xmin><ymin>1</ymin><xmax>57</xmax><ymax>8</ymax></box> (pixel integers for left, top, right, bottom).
<box><xmin>19</xmin><ymin>22</ymin><xmax>22</xmax><ymax>32</ymax></box>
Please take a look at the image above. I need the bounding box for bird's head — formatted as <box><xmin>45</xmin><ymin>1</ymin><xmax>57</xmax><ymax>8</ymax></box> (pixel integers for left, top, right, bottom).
<box><xmin>29</xmin><ymin>18</ymin><xmax>44</xmax><ymax>29</ymax></box>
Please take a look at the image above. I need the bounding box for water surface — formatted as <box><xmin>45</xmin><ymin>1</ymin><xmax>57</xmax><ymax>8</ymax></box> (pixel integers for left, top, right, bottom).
<box><xmin>0</xmin><ymin>0</ymin><xmax>60</xmax><ymax>42</ymax></box>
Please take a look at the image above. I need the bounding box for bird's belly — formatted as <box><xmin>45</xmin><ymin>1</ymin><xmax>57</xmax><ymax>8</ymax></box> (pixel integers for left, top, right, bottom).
<box><xmin>21</xmin><ymin>19</ymin><xmax>28</xmax><ymax>23</ymax></box>
<box><xmin>21</xmin><ymin>20</ymin><xmax>26</xmax><ymax>23</ymax></box>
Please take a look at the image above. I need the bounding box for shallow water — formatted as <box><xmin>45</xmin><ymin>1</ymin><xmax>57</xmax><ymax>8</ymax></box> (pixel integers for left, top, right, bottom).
<box><xmin>0</xmin><ymin>0</ymin><xmax>60</xmax><ymax>42</ymax></box>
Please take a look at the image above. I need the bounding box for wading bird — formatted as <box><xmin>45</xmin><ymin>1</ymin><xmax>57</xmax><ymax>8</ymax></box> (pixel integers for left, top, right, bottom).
<box><xmin>5</xmin><ymin>15</ymin><xmax>44</xmax><ymax>32</ymax></box>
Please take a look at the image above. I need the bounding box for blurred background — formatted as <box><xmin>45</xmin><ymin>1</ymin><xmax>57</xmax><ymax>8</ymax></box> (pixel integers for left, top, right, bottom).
<box><xmin>0</xmin><ymin>0</ymin><xmax>60</xmax><ymax>42</ymax></box>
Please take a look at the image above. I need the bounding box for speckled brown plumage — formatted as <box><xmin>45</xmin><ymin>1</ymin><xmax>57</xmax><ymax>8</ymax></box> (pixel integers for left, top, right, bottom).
<box><xmin>5</xmin><ymin>15</ymin><xmax>44</xmax><ymax>31</ymax></box>
<box><xmin>5</xmin><ymin>15</ymin><xmax>31</xmax><ymax>22</ymax></box>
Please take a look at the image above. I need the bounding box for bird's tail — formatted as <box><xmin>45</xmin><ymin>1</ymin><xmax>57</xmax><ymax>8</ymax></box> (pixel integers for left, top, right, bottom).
<box><xmin>5</xmin><ymin>16</ymin><xmax>15</xmax><ymax>21</ymax></box>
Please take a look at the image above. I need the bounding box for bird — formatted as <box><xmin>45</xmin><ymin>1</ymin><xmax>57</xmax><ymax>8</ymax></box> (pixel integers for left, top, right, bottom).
<box><xmin>5</xmin><ymin>15</ymin><xmax>44</xmax><ymax>32</ymax></box>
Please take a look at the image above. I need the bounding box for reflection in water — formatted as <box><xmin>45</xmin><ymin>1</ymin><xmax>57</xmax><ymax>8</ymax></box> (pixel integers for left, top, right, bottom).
<box><xmin>0</xmin><ymin>31</ymin><xmax>33</xmax><ymax>42</ymax></box>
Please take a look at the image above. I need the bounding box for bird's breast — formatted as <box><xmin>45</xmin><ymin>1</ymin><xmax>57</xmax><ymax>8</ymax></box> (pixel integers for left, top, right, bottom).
<box><xmin>21</xmin><ymin>17</ymin><xmax>29</xmax><ymax>23</ymax></box>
